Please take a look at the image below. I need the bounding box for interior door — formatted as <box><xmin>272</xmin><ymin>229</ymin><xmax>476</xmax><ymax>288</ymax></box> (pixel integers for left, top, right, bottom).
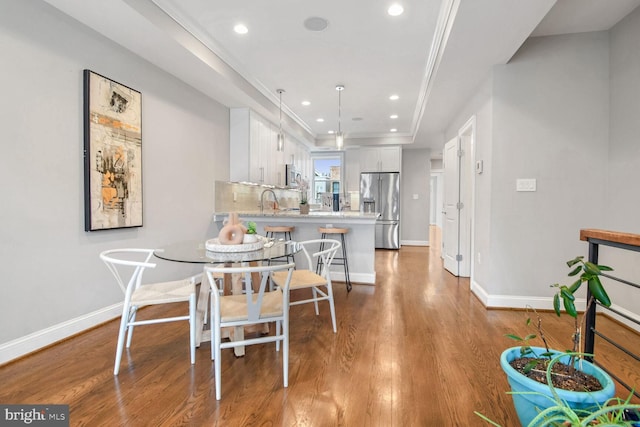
<box><xmin>443</xmin><ymin>137</ymin><xmax>460</xmax><ymax>276</ymax></box>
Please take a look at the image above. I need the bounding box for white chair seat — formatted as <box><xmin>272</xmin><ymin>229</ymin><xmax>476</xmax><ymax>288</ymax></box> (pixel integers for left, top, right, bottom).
<box><xmin>272</xmin><ymin>269</ymin><xmax>325</xmax><ymax>289</ymax></box>
<box><xmin>272</xmin><ymin>239</ymin><xmax>341</xmax><ymax>333</ymax></box>
<box><xmin>131</xmin><ymin>279</ymin><xmax>195</xmax><ymax>305</ymax></box>
<box><xmin>220</xmin><ymin>291</ymin><xmax>282</xmax><ymax>322</ymax></box>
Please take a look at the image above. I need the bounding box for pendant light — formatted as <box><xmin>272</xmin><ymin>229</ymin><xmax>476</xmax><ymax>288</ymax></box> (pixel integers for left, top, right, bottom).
<box><xmin>335</xmin><ymin>84</ymin><xmax>344</xmax><ymax>149</ymax></box>
<box><xmin>276</xmin><ymin>89</ymin><xmax>285</xmax><ymax>152</ymax></box>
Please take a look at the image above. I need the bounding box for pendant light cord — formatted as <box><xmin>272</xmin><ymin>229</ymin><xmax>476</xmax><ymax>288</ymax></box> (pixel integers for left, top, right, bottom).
<box><xmin>338</xmin><ymin>89</ymin><xmax>341</xmax><ymax>134</ymax></box>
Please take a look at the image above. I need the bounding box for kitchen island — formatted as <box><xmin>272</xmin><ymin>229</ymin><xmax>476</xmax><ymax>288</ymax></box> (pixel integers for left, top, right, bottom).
<box><xmin>212</xmin><ymin>211</ymin><xmax>379</xmax><ymax>284</ymax></box>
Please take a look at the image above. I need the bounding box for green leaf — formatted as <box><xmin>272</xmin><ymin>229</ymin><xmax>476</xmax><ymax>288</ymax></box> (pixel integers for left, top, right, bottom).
<box><xmin>523</xmin><ymin>334</ymin><xmax>537</xmax><ymax>341</ymax></box>
<box><xmin>588</xmin><ymin>276</ymin><xmax>611</xmax><ymax>307</ymax></box>
<box><xmin>523</xmin><ymin>360</ymin><xmax>538</xmax><ymax>374</ymax></box>
<box><xmin>505</xmin><ymin>334</ymin><xmax>523</xmax><ymax>341</ymax></box>
<box><xmin>560</xmin><ymin>286</ymin><xmax>575</xmax><ymax>301</ymax></box>
<box><xmin>584</xmin><ymin>262</ymin><xmax>601</xmax><ymax>275</ymax></box>
<box><xmin>566</xmin><ymin>256</ymin><xmax>583</xmax><ymax>267</ymax></box>
<box><xmin>563</xmin><ymin>297</ymin><xmax>577</xmax><ymax>318</ymax></box>
<box><xmin>567</xmin><ymin>265</ymin><xmax>582</xmax><ymax>277</ymax></box>
<box><xmin>597</xmin><ymin>264</ymin><xmax>613</xmax><ymax>272</ymax></box>
<box><xmin>568</xmin><ymin>279</ymin><xmax>582</xmax><ymax>293</ymax></box>
<box><xmin>553</xmin><ymin>293</ymin><xmax>561</xmax><ymax>316</ymax></box>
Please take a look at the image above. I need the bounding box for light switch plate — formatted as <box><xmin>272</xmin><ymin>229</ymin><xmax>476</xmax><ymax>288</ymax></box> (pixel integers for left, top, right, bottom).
<box><xmin>516</xmin><ymin>178</ymin><xmax>537</xmax><ymax>192</ymax></box>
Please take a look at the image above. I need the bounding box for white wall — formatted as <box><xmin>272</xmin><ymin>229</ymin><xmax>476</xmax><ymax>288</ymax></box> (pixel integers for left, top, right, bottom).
<box><xmin>0</xmin><ymin>1</ymin><xmax>229</xmax><ymax>361</ymax></box>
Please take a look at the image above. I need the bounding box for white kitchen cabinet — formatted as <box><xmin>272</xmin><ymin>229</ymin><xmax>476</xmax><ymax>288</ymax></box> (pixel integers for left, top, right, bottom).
<box><xmin>230</xmin><ymin>107</ymin><xmax>303</xmax><ymax>186</ymax></box>
<box><xmin>359</xmin><ymin>146</ymin><xmax>401</xmax><ymax>172</ymax></box>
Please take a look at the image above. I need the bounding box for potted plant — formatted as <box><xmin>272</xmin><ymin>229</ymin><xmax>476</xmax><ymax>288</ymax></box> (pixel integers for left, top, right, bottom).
<box><xmin>242</xmin><ymin>221</ymin><xmax>258</xmax><ymax>243</ymax></box>
<box><xmin>491</xmin><ymin>256</ymin><xmax>619</xmax><ymax>426</ymax></box>
<box><xmin>477</xmin><ymin>352</ymin><xmax>640</xmax><ymax>426</ymax></box>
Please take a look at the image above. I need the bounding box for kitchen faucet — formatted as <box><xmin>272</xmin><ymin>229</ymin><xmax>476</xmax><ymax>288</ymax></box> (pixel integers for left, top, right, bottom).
<box><xmin>260</xmin><ymin>189</ymin><xmax>279</xmax><ymax>213</ymax></box>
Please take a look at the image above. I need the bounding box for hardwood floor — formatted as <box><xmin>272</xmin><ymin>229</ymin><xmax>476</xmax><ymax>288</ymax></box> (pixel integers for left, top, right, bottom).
<box><xmin>1</xmin><ymin>227</ymin><xmax>638</xmax><ymax>426</ymax></box>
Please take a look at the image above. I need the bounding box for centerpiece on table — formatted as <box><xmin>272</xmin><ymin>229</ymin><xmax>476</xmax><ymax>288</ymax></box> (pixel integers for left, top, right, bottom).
<box><xmin>205</xmin><ymin>213</ymin><xmax>264</xmax><ymax>252</ymax></box>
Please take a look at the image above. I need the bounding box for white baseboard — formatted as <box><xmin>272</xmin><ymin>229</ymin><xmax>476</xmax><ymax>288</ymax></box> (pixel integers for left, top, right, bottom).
<box><xmin>329</xmin><ymin>271</ymin><xmax>375</xmax><ymax>285</ymax></box>
<box><xmin>471</xmin><ymin>279</ymin><xmax>640</xmax><ymax>334</ymax></box>
<box><xmin>0</xmin><ymin>303</ymin><xmax>122</xmax><ymax>365</ymax></box>
<box><xmin>401</xmin><ymin>240</ymin><xmax>430</xmax><ymax>246</ymax></box>
<box><xmin>470</xmin><ymin>279</ymin><xmax>583</xmax><ymax>310</ymax></box>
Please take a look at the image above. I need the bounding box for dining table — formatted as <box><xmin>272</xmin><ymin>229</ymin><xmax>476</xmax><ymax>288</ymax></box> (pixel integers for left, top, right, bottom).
<box><xmin>154</xmin><ymin>238</ymin><xmax>298</xmax><ymax>356</ymax></box>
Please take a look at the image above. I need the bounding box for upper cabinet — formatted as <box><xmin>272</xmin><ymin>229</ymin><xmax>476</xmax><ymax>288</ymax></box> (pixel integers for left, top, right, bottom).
<box><xmin>230</xmin><ymin>108</ymin><xmax>307</xmax><ymax>187</ymax></box>
<box><xmin>359</xmin><ymin>146</ymin><xmax>401</xmax><ymax>172</ymax></box>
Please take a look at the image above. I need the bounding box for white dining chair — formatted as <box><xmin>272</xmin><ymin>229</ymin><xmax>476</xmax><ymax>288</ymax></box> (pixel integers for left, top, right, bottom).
<box><xmin>205</xmin><ymin>262</ymin><xmax>294</xmax><ymax>400</ymax></box>
<box><xmin>100</xmin><ymin>248</ymin><xmax>197</xmax><ymax>375</ymax></box>
<box><xmin>271</xmin><ymin>239</ymin><xmax>341</xmax><ymax>333</ymax></box>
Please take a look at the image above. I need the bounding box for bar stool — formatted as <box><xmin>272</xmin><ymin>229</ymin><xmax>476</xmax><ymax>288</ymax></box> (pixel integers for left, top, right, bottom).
<box><xmin>264</xmin><ymin>225</ymin><xmax>296</xmax><ymax>265</ymax></box>
<box><xmin>317</xmin><ymin>227</ymin><xmax>352</xmax><ymax>292</ymax></box>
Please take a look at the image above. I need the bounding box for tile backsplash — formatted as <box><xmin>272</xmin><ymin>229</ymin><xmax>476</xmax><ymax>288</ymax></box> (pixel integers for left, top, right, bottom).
<box><xmin>215</xmin><ymin>181</ymin><xmax>301</xmax><ymax>212</ymax></box>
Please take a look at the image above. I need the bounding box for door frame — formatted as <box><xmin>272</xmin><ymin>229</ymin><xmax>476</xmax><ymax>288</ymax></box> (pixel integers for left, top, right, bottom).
<box><xmin>442</xmin><ymin>116</ymin><xmax>475</xmax><ymax>278</ymax></box>
<box><xmin>458</xmin><ymin>116</ymin><xmax>475</xmax><ymax>278</ymax></box>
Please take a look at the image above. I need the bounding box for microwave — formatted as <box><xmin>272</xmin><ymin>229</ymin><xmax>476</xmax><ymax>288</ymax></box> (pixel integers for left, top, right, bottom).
<box><xmin>285</xmin><ymin>164</ymin><xmax>300</xmax><ymax>188</ymax></box>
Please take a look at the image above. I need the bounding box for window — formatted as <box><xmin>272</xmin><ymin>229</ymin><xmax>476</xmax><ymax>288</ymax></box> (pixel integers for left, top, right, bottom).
<box><xmin>311</xmin><ymin>152</ymin><xmax>344</xmax><ymax>206</ymax></box>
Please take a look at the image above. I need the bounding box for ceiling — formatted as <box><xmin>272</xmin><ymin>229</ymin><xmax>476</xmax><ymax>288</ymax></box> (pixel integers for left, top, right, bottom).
<box><xmin>44</xmin><ymin>0</ymin><xmax>640</xmax><ymax>153</ymax></box>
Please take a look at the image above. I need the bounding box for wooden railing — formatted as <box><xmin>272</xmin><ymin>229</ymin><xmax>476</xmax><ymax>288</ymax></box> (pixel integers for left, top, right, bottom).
<box><xmin>580</xmin><ymin>229</ymin><xmax>640</xmax><ymax>398</ymax></box>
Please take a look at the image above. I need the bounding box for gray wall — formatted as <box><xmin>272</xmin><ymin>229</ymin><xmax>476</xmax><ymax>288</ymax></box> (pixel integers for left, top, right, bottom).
<box><xmin>0</xmin><ymin>1</ymin><xmax>229</xmax><ymax>358</ymax></box>
<box><xmin>600</xmin><ymin>6</ymin><xmax>640</xmax><ymax>318</ymax></box>
<box><xmin>446</xmin><ymin>30</ymin><xmax>612</xmax><ymax>307</ymax></box>
<box><xmin>401</xmin><ymin>148</ymin><xmax>431</xmax><ymax>245</ymax></box>
<box><xmin>488</xmin><ymin>31</ymin><xmax>610</xmax><ymax>298</ymax></box>
<box><xmin>445</xmin><ymin>8</ymin><xmax>640</xmax><ymax>319</ymax></box>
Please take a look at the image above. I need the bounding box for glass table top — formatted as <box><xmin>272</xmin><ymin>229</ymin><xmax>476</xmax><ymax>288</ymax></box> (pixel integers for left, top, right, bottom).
<box><xmin>154</xmin><ymin>239</ymin><xmax>297</xmax><ymax>264</ymax></box>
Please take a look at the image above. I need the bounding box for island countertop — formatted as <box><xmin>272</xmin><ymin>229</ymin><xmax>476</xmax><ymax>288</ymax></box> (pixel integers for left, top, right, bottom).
<box><xmin>211</xmin><ymin>211</ymin><xmax>378</xmax><ymax>284</ymax></box>
<box><xmin>213</xmin><ymin>211</ymin><xmax>379</xmax><ymax>224</ymax></box>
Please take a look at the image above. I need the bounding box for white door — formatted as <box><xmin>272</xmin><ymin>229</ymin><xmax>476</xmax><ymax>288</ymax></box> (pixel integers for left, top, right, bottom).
<box><xmin>443</xmin><ymin>137</ymin><xmax>460</xmax><ymax>276</ymax></box>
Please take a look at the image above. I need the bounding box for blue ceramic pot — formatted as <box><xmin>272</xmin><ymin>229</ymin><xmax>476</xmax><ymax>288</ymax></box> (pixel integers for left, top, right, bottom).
<box><xmin>501</xmin><ymin>347</ymin><xmax>615</xmax><ymax>426</ymax></box>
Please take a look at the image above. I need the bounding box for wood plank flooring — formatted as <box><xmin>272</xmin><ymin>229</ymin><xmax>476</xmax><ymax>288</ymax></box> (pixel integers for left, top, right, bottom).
<box><xmin>1</xmin><ymin>227</ymin><xmax>638</xmax><ymax>426</ymax></box>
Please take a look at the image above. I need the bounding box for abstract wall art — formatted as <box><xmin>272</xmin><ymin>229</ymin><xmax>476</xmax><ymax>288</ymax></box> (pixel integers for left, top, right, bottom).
<box><xmin>83</xmin><ymin>70</ymin><xmax>143</xmax><ymax>231</ymax></box>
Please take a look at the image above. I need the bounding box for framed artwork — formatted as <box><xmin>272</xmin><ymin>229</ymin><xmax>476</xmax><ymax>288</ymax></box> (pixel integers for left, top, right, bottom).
<box><xmin>83</xmin><ymin>70</ymin><xmax>143</xmax><ymax>231</ymax></box>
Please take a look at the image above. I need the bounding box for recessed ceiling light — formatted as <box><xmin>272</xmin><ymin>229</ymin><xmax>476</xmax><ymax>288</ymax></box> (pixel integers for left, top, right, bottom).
<box><xmin>301</xmin><ymin>100</ymin><xmax>311</xmax><ymax>106</ymax></box>
<box><xmin>390</xmin><ymin>128</ymin><xmax>398</xmax><ymax>132</ymax></box>
<box><xmin>316</xmin><ymin>118</ymin><xmax>324</xmax><ymax>122</ymax></box>
<box><xmin>388</xmin><ymin>3</ymin><xmax>404</xmax><ymax>16</ymax></box>
<box><xmin>304</xmin><ymin>16</ymin><xmax>329</xmax><ymax>32</ymax></box>
<box><xmin>234</xmin><ymin>24</ymin><xmax>248</xmax><ymax>34</ymax></box>
<box><xmin>328</xmin><ymin>130</ymin><xmax>335</xmax><ymax>134</ymax></box>
<box><xmin>390</xmin><ymin>114</ymin><xmax>398</xmax><ymax>119</ymax></box>
<box><xmin>389</xmin><ymin>94</ymin><xmax>399</xmax><ymax>101</ymax></box>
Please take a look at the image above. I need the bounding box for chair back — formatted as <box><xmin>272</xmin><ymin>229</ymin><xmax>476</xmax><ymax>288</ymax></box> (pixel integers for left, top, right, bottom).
<box><xmin>294</xmin><ymin>239</ymin><xmax>341</xmax><ymax>277</ymax></box>
<box><xmin>100</xmin><ymin>249</ymin><xmax>156</xmax><ymax>298</ymax></box>
<box><xmin>205</xmin><ymin>263</ymin><xmax>295</xmax><ymax>323</ymax></box>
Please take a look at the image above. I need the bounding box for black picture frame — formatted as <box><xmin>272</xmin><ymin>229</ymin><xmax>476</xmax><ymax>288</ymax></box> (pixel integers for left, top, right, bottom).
<box><xmin>83</xmin><ymin>70</ymin><xmax>143</xmax><ymax>231</ymax></box>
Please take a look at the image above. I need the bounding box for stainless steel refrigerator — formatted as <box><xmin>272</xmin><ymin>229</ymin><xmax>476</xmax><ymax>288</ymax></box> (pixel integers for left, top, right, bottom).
<box><xmin>360</xmin><ymin>172</ymin><xmax>400</xmax><ymax>249</ymax></box>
